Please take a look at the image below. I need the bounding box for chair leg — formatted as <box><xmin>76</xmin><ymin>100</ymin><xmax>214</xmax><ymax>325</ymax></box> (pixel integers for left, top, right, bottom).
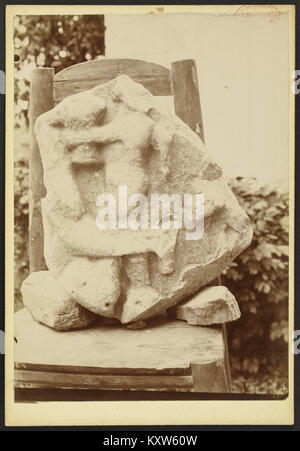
<box><xmin>222</xmin><ymin>324</ymin><xmax>232</xmax><ymax>392</ymax></box>
<box><xmin>191</xmin><ymin>360</ymin><xmax>229</xmax><ymax>393</ymax></box>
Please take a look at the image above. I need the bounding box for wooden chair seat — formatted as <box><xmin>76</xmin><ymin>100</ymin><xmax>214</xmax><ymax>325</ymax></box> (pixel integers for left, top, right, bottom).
<box><xmin>15</xmin><ymin>308</ymin><xmax>230</xmax><ymax>394</ymax></box>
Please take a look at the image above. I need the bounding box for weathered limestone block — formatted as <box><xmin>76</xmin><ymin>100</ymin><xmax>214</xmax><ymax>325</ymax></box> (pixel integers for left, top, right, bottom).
<box><xmin>22</xmin><ymin>74</ymin><xmax>252</xmax><ymax>328</ymax></box>
<box><xmin>176</xmin><ymin>286</ymin><xmax>241</xmax><ymax>325</ymax></box>
<box><xmin>21</xmin><ymin>271</ymin><xmax>96</xmax><ymax>330</ymax></box>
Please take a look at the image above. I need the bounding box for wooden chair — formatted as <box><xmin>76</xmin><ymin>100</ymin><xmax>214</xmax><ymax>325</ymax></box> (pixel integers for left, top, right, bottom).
<box><xmin>15</xmin><ymin>58</ymin><xmax>231</xmax><ymax>399</ymax></box>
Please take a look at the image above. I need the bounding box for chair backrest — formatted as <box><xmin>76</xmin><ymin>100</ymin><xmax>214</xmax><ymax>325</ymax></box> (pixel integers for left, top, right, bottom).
<box><xmin>29</xmin><ymin>58</ymin><xmax>204</xmax><ymax>272</ymax></box>
<box><xmin>53</xmin><ymin>58</ymin><xmax>172</xmax><ymax>101</ymax></box>
<box><xmin>52</xmin><ymin>58</ymin><xmax>205</xmax><ymax>139</ymax></box>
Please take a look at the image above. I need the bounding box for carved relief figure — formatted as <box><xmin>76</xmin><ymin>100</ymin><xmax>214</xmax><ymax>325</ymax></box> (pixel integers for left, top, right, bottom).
<box><xmin>21</xmin><ymin>75</ymin><xmax>252</xmax><ymax>330</ymax></box>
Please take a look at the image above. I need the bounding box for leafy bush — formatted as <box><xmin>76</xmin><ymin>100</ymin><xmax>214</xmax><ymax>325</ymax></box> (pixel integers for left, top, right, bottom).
<box><xmin>14</xmin><ymin>15</ymin><xmax>105</xmax><ymax>126</ymax></box>
<box><xmin>14</xmin><ymin>158</ymin><xmax>29</xmax><ymax>311</ymax></box>
<box><xmin>224</xmin><ymin>177</ymin><xmax>289</xmax><ymax>381</ymax></box>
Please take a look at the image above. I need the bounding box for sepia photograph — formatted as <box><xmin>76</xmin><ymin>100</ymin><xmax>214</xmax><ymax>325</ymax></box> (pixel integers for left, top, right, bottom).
<box><xmin>5</xmin><ymin>4</ymin><xmax>295</xmax><ymax>426</ymax></box>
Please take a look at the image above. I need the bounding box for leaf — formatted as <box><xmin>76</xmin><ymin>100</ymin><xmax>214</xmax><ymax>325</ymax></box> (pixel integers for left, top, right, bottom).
<box><xmin>277</xmin><ymin>245</ymin><xmax>289</xmax><ymax>257</ymax></box>
<box><xmin>253</xmin><ymin>200</ymin><xmax>268</xmax><ymax>211</ymax></box>
<box><xmin>257</xmin><ymin>282</ymin><xmax>271</xmax><ymax>294</ymax></box>
<box><xmin>248</xmin><ymin>262</ymin><xmax>260</xmax><ymax>275</ymax></box>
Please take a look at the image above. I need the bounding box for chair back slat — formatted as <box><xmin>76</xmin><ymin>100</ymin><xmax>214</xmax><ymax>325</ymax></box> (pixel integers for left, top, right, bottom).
<box><xmin>53</xmin><ymin>58</ymin><xmax>172</xmax><ymax>102</ymax></box>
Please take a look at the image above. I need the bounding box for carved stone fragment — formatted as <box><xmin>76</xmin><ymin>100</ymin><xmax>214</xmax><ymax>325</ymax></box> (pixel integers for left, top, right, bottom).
<box><xmin>21</xmin><ymin>75</ymin><xmax>252</xmax><ymax>328</ymax></box>
<box><xmin>176</xmin><ymin>286</ymin><xmax>241</xmax><ymax>326</ymax></box>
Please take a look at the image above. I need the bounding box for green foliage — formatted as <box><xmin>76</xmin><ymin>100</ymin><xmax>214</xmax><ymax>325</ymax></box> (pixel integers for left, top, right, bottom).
<box><xmin>224</xmin><ymin>177</ymin><xmax>289</xmax><ymax>380</ymax></box>
<box><xmin>14</xmin><ymin>158</ymin><xmax>29</xmax><ymax>311</ymax></box>
<box><xmin>14</xmin><ymin>15</ymin><xmax>105</xmax><ymax>126</ymax></box>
